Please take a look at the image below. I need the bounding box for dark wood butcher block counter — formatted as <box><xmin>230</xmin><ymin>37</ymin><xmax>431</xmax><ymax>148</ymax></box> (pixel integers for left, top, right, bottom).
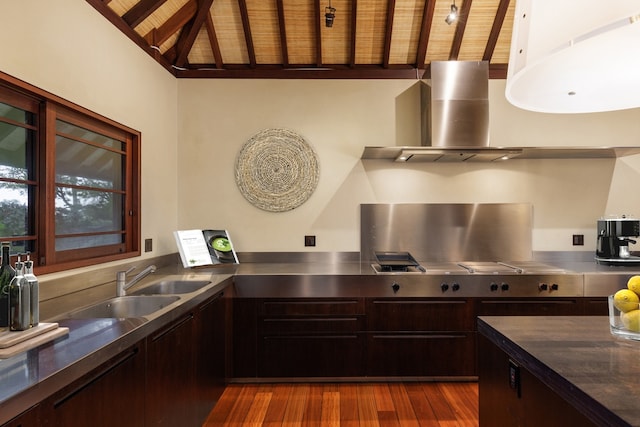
<box><xmin>478</xmin><ymin>316</ymin><xmax>640</xmax><ymax>426</ymax></box>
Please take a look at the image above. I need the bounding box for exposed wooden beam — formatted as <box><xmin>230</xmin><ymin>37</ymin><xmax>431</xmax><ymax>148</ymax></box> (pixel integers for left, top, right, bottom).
<box><xmin>349</xmin><ymin>0</ymin><xmax>358</xmax><ymax>67</ymax></box>
<box><xmin>449</xmin><ymin>0</ymin><xmax>472</xmax><ymax>60</ymax></box>
<box><xmin>238</xmin><ymin>0</ymin><xmax>256</xmax><ymax>68</ymax></box>
<box><xmin>178</xmin><ymin>63</ymin><xmax>421</xmax><ymax>79</ymax></box>
<box><xmin>415</xmin><ymin>0</ymin><xmax>436</xmax><ymax>68</ymax></box>
<box><xmin>144</xmin><ymin>0</ymin><xmax>197</xmax><ymax>47</ymax></box>
<box><xmin>483</xmin><ymin>0</ymin><xmax>510</xmax><ymax>61</ymax></box>
<box><xmin>276</xmin><ymin>0</ymin><xmax>289</xmax><ymax>67</ymax></box>
<box><xmin>205</xmin><ymin>11</ymin><xmax>224</xmax><ymax>68</ymax></box>
<box><xmin>174</xmin><ymin>0</ymin><xmax>215</xmax><ymax>67</ymax></box>
<box><xmin>122</xmin><ymin>0</ymin><xmax>168</xmax><ymax>28</ymax></box>
<box><xmin>382</xmin><ymin>0</ymin><xmax>396</xmax><ymax>68</ymax></box>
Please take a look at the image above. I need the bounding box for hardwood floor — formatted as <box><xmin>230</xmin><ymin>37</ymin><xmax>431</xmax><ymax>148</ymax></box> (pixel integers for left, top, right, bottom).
<box><xmin>203</xmin><ymin>382</ymin><xmax>479</xmax><ymax>426</ymax></box>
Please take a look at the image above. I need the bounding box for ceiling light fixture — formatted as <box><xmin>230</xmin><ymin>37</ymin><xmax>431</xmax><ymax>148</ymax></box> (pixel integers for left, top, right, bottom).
<box><xmin>445</xmin><ymin>2</ymin><xmax>458</xmax><ymax>25</ymax></box>
<box><xmin>506</xmin><ymin>0</ymin><xmax>640</xmax><ymax>113</ymax></box>
<box><xmin>325</xmin><ymin>1</ymin><xmax>336</xmax><ymax>27</ymax></box>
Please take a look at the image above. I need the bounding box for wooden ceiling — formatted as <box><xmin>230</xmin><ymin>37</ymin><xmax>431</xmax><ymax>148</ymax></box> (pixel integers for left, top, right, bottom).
<box><xmin>87</xmin><ymin>0</ymin><xmax>515</xmax><ymax>79</ymax></box>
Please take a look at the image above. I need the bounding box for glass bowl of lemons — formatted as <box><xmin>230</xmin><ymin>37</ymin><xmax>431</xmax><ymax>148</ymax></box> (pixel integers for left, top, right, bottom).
<box><xmin>609</xmin><ymin>276</ymin><xmax>640</xmax><ymax>341</ymax></box>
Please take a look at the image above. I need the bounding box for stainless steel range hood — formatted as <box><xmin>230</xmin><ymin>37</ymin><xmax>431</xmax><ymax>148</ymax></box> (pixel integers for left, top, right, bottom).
<box><xmin>361</xmin><ymin>60</ymin><xmax>640</xmax><ymax>162</ymax></box>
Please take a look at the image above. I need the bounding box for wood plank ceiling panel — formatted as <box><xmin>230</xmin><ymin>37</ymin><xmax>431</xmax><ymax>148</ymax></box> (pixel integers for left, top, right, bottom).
<box><xmin>211</xmin><ymin>0</ymin><xmax>249</xmax><ymax>64</ymax></box>
<box><xmin>424</xmin><ymin>0</ymin><xmax>459</xmax><ymax>63</ymax></box>
<box><xmin>246</xmin><ymin>0</ymin><xmax>282</xmax><ymax>64</ymax></box>
<box><xmin>283</xmin><ymin>0</ymin><xmax>316</xmax><ymax>65</ymax></box>
<box><xmin>134</xmin><ymin>0</ymin><xmax>190</xmax><ymax>52</ymax></box>
<box><xmin>389</xmin><ymin>0</ymin><xmax>425</xmax><ymax>65</ymax></box>
<box><xmin>187</xmin><ymin>26</ymin><xmax>215</xmax><ymax>64</ymax></box>
<box><xmin>458</xmin><ymin>0</ymin><xmax>499</xmax><ymax>60</ymax></box>
<box><xmin>106</xmin><ymin>0</ymin><xmax>137</xmax><ymax>16</ymax></box>
<box><xmin>91</xmin><ymin>0</ymin><xmax>515</xmax><ymax>78</ymax></box>
<box><xmin>490</xmin><ymin>0</ymin><xmax>514</xmax><ymax>63</ymax></box>
<box><xmin>354</xmin><ymin>0</ymin><xmax>387</xmax><ymax>64</ymax></box>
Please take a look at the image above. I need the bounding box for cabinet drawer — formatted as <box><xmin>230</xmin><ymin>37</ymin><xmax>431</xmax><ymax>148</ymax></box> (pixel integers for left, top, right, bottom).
<box><xmin>366</xmin><ymin>332</ymin><xmax>476</xmax><ymax>376</ymax></box>
<box><xmin>368</xmin><ymin>299</ymin><xmax>474</xmax><ymax>331</ymax></box>
<box><xmin>260</xmin><ymin>298</ymin><xmax>365</xmax><ymax>316</ymax></box>
<box><xmin>261</xmin><ymin>316</ymin><xmax>364</xmax><ymax>335</ymax></box>
<box><xmin>477</xmin><ymin>298</ymin><xmax>582</xmax><ymax>316</ymax></box>
<box><xmin>259</xmin><ymin>334</ymin><xmax>365</xmax><ymax>377</ymax></box>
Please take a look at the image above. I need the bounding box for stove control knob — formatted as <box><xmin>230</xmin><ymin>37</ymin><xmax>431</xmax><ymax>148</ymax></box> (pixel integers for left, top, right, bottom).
<box><xmin>538</xmin><ymin>283</ymin><xmax>548</xmax><ymax>291</ymax></box>
<box><xmin>490</xmin><ymin>282</ymin><xmax>499</xmax><ymax>291</ymax></box>
<box><xmin>452</xmin><ymin>282</ymin><xmax>460</xmax><ymax>291</ymax></box>
<box><xmin>391</xmin><ymin>282</ymin><xmax>400</xmax><ymax>293</ymax></box>
<box><xmin>441</xmin><ymin>283</ymin><xmax>449</xmax><ymax>292</ymax></box>
<box><xmin>550</xmin><ymin>283</ymin><xmax>559</xmax><ymax>291</ymax></box>
<box><xmin>501</xmin><ymin>282</ymin><xmax>509</xmax><ymax>291</ymax></box>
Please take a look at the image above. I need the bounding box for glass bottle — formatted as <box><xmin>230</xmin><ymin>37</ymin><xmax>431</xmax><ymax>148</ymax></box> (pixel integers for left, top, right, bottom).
<box><xmin>0</xmin><ymin>242</ymin><xmax>16</xmax><ymax>330</ymax></box>
<box><xmin>24</xmin><ymin>254</ymin><xmax>39</xmax><ymax>327</ymax></box>
<box><xmin>10</xmin><ymin>256</ymin><xmax>31</xmax><ymax>331</ymax></box>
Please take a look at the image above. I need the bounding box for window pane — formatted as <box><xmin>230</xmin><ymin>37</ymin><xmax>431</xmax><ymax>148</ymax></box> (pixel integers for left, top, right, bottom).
<box><xmin>0</xmin><ymin>182</ymin><xmax>30</xmax><ymax>237</ymax></box>
<box><xmin>56</xmin><ymin>135</ymin><xmax>123</xmax><ymax>189</ymax></box>
<box><xmin>55</xmin><ymin>234</ymin><xmax>122</xmax><ymax>251</ymax></box>
<box><xmin>56</xmin><ymin>120</ymin><xmax>123</xmax><ymax>150</ymax></box>
<box><xmin>0</xmin><ymin>123</ymin><xmax>33</xmax><ymax>180</ymax></box>
<box><xmin>0</xmin><ymin>102</ymin><xmax>34</xmax><ymax>124</ymax></box>
<box><xmin>6</xmin><ymin>240</ymin><xmax>34</xmax><ymax>256</ymax></box>
<box><xmin>55</xmin><ymin>188</ymin><xmax>123</xmax><ymax>234</ymax></box>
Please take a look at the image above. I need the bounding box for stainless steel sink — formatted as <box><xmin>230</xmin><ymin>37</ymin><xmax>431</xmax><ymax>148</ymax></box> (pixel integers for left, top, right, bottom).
<box><xmin>130</xmin><ymin>280</ymin><xmax>211</xmax><ymax>295</ymax></box>
<box><xmin>66</xmin><ymin>295</ymin><xmax>180</xmax><ymax>319</ymax></box>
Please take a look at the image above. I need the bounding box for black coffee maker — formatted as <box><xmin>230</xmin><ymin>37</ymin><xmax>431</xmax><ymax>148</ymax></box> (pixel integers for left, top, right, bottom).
<box><xmin>596</xmin><ymin>216</ymin><xmax>640</xmax><ymax>263</ymax></box>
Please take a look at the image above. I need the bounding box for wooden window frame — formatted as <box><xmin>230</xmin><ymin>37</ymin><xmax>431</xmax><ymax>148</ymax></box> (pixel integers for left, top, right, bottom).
<box><xmin>0</xmin><ymin>71</ymin><xmax>141</xmax><ymax>274</ymax></box>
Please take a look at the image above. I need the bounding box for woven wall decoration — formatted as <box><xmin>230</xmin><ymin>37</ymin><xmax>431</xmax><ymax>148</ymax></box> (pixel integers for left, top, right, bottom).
<box><xmin>235</xmin><ymin>128</ymin><xmax>319</xmax><ymax>212</ymax></box>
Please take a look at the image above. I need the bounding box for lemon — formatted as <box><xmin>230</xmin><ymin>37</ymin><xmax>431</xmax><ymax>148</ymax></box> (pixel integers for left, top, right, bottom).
<box><xmin>613</xmin><ymin>289</ymin><xmax>640</xmax><ymax>313</ymax></box>
<box><xmin>621</xmin><ymin>309</ymin><xmax>640</xmax><ymax>332</ymax></box>
<box><xmin>627</xmin><ymin>276</ymin><xmax>640</xmax><ymax>296</ymax></box>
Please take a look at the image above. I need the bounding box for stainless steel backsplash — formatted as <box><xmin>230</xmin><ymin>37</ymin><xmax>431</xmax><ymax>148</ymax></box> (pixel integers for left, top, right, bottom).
<box><xmin>360</xmin><ymin>203</ymin><xmax>532</xmax><ymax>263</ymax></box>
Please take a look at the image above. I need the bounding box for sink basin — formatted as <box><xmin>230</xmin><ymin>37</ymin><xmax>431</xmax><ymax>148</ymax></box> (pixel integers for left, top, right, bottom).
<box><xmin>131</xmin><ymin>280</ymin><xmax>211</xmax><ymax>295</ymax></box>
<box><xmin>66</xmin><ymin>295</ymin><xmax>180</xmax><ymax>319</ymax></box>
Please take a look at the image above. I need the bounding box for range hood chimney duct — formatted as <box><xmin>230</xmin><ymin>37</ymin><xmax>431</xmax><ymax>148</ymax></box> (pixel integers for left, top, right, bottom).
<box><xmin>422</xmin><ymin>60</ymin><xmax>490</xmax><ymax>148</ymax></box>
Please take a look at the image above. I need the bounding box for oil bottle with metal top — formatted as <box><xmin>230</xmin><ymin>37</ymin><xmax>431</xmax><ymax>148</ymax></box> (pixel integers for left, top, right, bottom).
<box><xmin>9</xmin><ymin>255</ymin><xmax>31</xmax><ymax>331</ymax></box>
<box><xmin>24</xmin><ymin>253</ymin><xmax>39</xmax><ymax>327</ymax></box>
<box><xmin>0</xmin><ymin>242</ymin><xmax>16</xmax><ymax>331</ymax></box>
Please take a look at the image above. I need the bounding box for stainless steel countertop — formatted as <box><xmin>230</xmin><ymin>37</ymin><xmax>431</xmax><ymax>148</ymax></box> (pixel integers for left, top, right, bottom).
<box><xmin>0</xmin><ymin>268</ymin><xmax>233</xmax><ymax>425</ymax></box>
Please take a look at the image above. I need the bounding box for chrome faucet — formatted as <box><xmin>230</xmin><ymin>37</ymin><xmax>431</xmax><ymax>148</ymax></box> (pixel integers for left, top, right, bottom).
<box><xmin>116</xmin><ymin>264</ymin><xmax>157</xmax><ymax>296</ymax></box>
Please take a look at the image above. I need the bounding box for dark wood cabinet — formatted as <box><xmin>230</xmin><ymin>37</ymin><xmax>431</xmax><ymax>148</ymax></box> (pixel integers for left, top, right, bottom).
<box><xmin>49</xmin><ymin>342</ymin><xmax>146</xmax><ymax>427</ymax></box>
<box><xmin>476</xmin><ymin>297</ymin><xmax>584</xmax><ymax>317</ymax></box>
<box><xmin>478</xmin><ymin>334</ymin><xmax>597</xmax><ymax>427</ymax></box>
<box><xmin>145</xmin><ymin>311</ymin><xmax>198</xmax><ymax>426</ymax></box>
<box><xmin>145</xmin><ymin>290</ymin><xmax>228</xmax><ymax>426</ymax></box>
<box><xmin>193</xmin><ymin>290</ymin><xmax>228</xmax><ymax>423</ymax></box>
<box><xmin>1</xmin><ymin>405</ymin><xmax>41</xmax><ymax>427</ymax></box>
<box><xmin>257</xmin><ymin>298</ymin><xmax>366</xmax><ymax>377</ymax></box>
<box><xmin>582</xmin><ymin>297</ymin><xmax>608</xmax><ymax>315</ymax></box>
<box><xmin>366</xmin><ymin>298</ymin><xmax>476</xmax><ymax>376</ymax></box>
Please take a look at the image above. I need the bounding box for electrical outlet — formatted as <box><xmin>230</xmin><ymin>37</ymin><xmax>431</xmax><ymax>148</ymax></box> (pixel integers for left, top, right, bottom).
<box><xmin>572</xmin><ymin>234</ymin><xmax>584</xmax><ymax>246</ymax></box>
<box><xmin>304</xmin><ymin>235</ymin><xmax>316</xmax><ymax>247</ymax></box>
<box><xmin>145</xmin><ymin>238</ymin><xmax>153</xmax><ymax>252</ymax></box>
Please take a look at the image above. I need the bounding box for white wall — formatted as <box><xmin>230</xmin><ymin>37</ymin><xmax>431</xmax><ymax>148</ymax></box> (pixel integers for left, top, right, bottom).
<box><xmin>177</xmin><ymin>79</ymin><xmax>640</xmax><ymax>253</ymax></box>
<box><xmin>0</xmin><ymin>0</ymin><xmax>179</xmax><ymax>278</ymax></box>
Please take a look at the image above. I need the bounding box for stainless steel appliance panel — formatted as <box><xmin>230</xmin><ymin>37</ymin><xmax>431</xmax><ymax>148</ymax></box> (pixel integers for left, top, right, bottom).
<box><xmin>361</xmin><ymin>203</ymin><xmax>532</xmax><ymax>263</ymax></box>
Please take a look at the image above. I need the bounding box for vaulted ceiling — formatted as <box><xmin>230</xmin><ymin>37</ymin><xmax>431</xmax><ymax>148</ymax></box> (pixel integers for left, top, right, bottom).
<box><xmin>87</xmin><ymin>0</ymin><xmax>515</xmax><ymax>79</ymax></box>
